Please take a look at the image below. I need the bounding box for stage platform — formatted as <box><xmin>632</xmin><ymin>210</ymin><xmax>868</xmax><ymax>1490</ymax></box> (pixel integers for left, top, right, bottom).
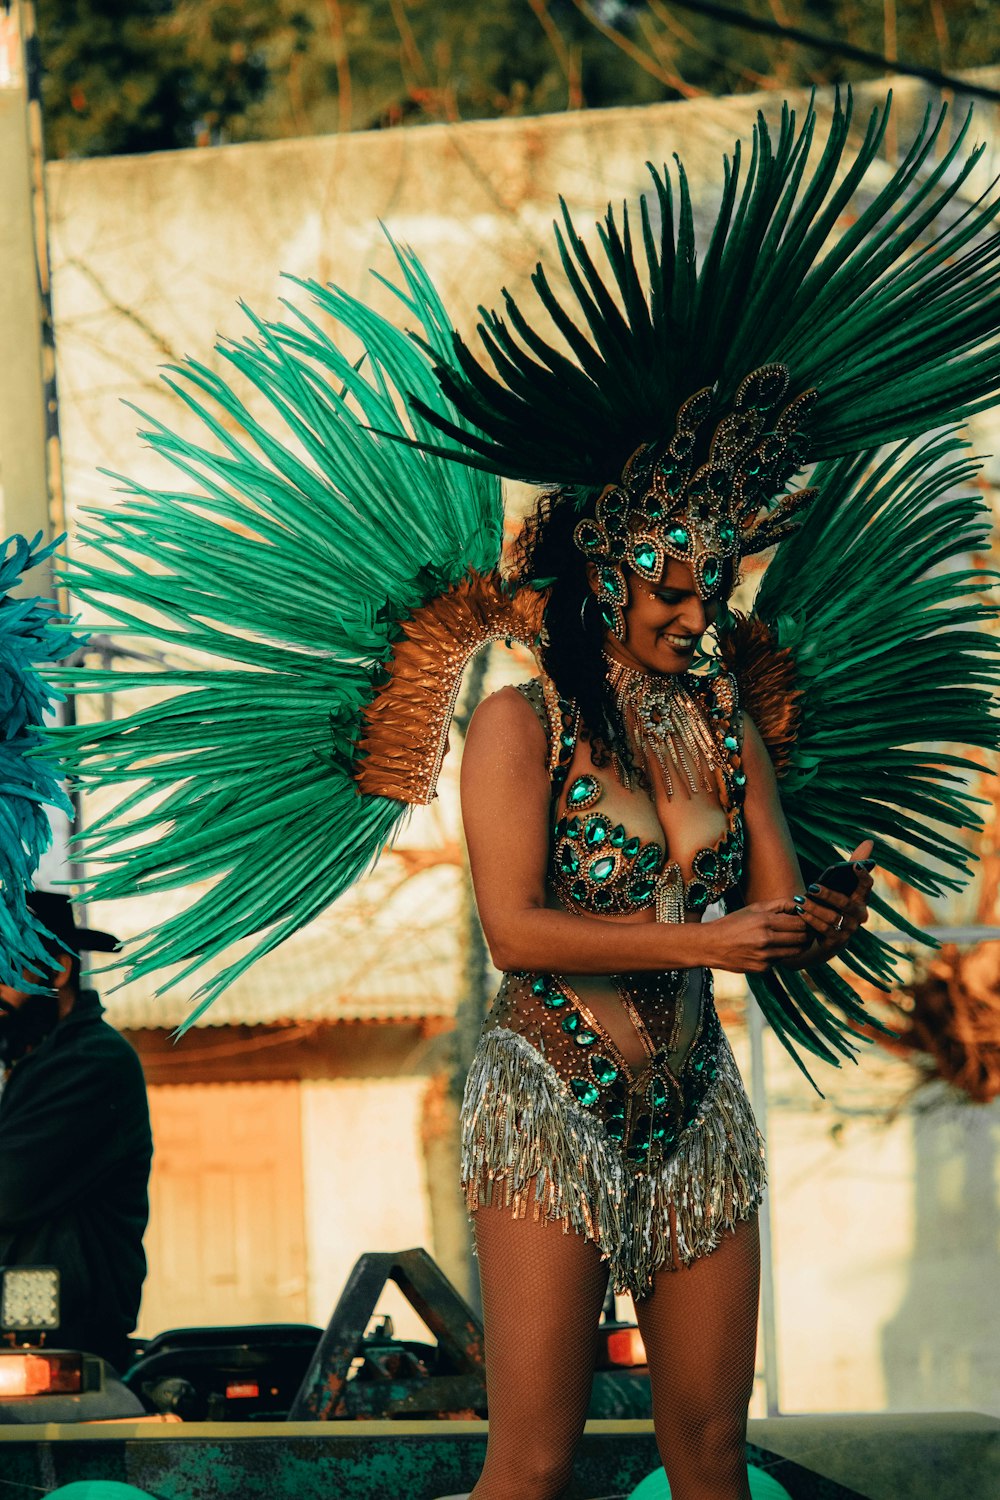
<box><xmin>0</xmin><ymin>1410</ymin><xmax>996</xmax><ymax>1499</ymax></box>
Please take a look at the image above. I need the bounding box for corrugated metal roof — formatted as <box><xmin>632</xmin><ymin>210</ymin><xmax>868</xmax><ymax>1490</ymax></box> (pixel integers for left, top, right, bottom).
<box><xmin>86</xmin><ymin>850</ymin><xmax>470</xmax><ymax>1030</ymax></box>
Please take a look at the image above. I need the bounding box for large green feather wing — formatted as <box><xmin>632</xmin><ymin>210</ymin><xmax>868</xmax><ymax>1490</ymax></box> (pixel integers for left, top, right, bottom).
<box><xmin>55</xmin><ymin>246</ymin><xmax>502</xmax><ymax>1027</ymax></box>
<box><xmin>722</xmin><ymin>433</ymin><xmax>999</xmax><ymax>1084</ymax></box>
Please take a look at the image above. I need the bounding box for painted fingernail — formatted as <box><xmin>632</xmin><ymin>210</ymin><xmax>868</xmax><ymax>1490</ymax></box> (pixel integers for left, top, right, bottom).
<box><xmin>793</xmin><ymin>894</ymin><xmax>805</xmax><ymax>906</ymax></box>
<box><xmin>807</xmin><ymin>884</ymin><xmax>820</xmax><ymax>894</ymax></box>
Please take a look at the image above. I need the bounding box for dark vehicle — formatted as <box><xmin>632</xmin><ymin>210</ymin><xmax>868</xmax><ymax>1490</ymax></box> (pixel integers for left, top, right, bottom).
<box><xmin>0</xmin><ymin>1250</ymin><xmax>651</xmax><ymax>1425</ymax></box>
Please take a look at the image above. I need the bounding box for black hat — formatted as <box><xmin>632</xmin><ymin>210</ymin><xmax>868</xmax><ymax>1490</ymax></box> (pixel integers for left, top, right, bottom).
<box><xmin>26</xmin><ymin>892</ymin><xmax>121</xmax><ymax>955</ymax></box>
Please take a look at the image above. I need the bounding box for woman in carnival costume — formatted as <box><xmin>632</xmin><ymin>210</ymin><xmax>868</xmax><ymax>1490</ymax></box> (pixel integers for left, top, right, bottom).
<box><xmin>56</xmin><ymin>93</ymin><xmax>1000</xmax><ymax>1498</ymax></box>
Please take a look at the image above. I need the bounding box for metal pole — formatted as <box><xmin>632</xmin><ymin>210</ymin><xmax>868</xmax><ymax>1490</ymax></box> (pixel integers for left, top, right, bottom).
<box><xmin>0</xmin><ymin>1</ymin><xmax>52</xmax><ymax>564</ymax></box>
<box><xmin>748</xmin><ymin>990</ymin><xmax>781</xmax><ymax>1417</ymax></box>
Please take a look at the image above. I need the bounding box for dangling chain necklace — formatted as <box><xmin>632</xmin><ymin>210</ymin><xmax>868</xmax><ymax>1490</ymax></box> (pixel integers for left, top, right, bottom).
<box><xmin>604</xmin><ymin>654</ymin><xmax>722</xmax><ymax>798</ymax></box>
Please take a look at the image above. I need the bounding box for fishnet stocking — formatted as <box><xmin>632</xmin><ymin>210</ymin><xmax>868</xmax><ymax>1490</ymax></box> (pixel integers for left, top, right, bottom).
<box><xmin>469</xmin><ymin>1204</ymin><xmax>759</xmax><ymax>1500</ymax></box>
<box><xmin>635</xmin><ymin>1212</ymin><xmax>760</xmax><ymax>1500</ymax></box>
<box><xmin>470</xmin><ymin>1201</ymin><xmax>610</xmax><ymax>1500</ymax></box>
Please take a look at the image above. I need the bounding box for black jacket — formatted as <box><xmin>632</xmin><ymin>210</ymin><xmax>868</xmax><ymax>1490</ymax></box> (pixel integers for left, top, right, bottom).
<box><xmin>0</xmin><ymin>989</ymin><xmax>152</xmax><ymax>1371</ymax></box>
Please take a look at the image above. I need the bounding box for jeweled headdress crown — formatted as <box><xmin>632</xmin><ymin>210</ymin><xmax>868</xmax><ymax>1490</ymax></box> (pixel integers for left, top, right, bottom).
<box><xmin>573</xmin><ymin>364</ymin><xmax>818</xmax><ymax>630</ymax></box>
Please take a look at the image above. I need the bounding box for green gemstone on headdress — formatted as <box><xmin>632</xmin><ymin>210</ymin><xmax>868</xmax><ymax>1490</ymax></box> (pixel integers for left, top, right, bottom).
<box><xmin>589</xmin><ymin>856</ymin><xmax>615</xmax><ymax>883</ymax></box>
<box><xmin>575</xmin><ymin>520</ymin><xmax>604</xmax><ymax>553</ymax></box>
<box><xmin>598</xmin><ymin>600</ymin><xmax>620</xmax><ymax>632</ymax></box>
<box><xmin>561</xmin><ymin>1012</ymin><xmax>580</xmax><ymax>1034</ymax></box>
<box><xmin>723</xmin><ymin>734</ymin><xmax>738</xmax><ymax>752</ymax></box>
<box><xmin>531</xmin><ymin>976</ymin><xmax>551</xmax><ymax>997</ymax></box>
<box><xmin>645</xmin><ymin>495</ymin><xmax>665</xmax><ymax>521</ymax></box>
<box><xmin>542</xmin><ymin>989</ymin><xmax>567</xmax><ymax>1009</ymax></box>
<box><xmin>718</xmin><ymin>520</ymin><xmax>736</xmax><ymax>548</ymax></box>
<box><xmin>702</xmin><ymin>556</ymin><xmax>721</xmax><ymax>590</ymax></box>
<box><xmin>592</xmin><ymin>1055</ymin><xmax>618</xmax><ymax>1086</ymax></box>
<box><xmin>632</xmin><ymin>541</ymin><xmax>658</xmax><ymax>572</ymax></box>
<box><xmin>599</xmin><ymin>567</ymin><xmax>626</xmax><ymax>603</ymax></box>
<box><xmin>568</xmin><ymin>775</ymin><xmax>599</xmax><ymax>806</ymax></box>
<box><xmin>574</xmin><ymin>1028</ymin><xmax>598</xmax><ymax>1046</ymax></box>
<box><xmin>667</xmin><ymin>524</ymin><xmax>690</xmax><ymax>549</ymax></box>
<box><xmin>571</xmin><ymin>1078</ymin><xmax>600</xmax><ymax>1107</ymax></box>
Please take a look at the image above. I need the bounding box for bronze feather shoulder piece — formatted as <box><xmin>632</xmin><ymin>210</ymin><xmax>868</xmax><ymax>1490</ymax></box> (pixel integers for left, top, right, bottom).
<box><xmin>355</xmin><ymin>572</ymin><xmax>546</xmax><ymax>804</ymax></box>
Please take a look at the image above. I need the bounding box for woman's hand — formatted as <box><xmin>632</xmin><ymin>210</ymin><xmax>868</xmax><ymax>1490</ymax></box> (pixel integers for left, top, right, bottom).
<box><xmin>795</xmin><ymin>839</ymin><xmax>874</xmax><ymax>959</ymax></box>
<box><xmin>703</xmin><ymin>900</ymin><xmax>813</xmax><ymax>973</ymax></box>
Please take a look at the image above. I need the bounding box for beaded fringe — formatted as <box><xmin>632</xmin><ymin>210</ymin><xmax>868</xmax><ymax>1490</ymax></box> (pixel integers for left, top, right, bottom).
<box><xmin>461</xmin><ymin>1026</ymin><xmax>766</xmax><ymax>1298</ymax></box>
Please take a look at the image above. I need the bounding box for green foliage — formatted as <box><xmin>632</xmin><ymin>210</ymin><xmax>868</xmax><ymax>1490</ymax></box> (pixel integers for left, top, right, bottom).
<box><xmin>36</xmin><ymin>0</ymin><xmax>283</xmax><ymax>156</ymax></box>
<box><xmin>37</xmin><ymin>1</ymin><xmax>1000</xmax><ymax>159</ymax></box>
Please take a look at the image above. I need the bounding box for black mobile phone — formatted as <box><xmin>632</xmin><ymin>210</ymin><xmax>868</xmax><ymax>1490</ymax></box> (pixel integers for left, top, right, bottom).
<box><xmin>815</xmin><ymin>859</ymin><xmax>874</xmax><ymax>897</ymax></box>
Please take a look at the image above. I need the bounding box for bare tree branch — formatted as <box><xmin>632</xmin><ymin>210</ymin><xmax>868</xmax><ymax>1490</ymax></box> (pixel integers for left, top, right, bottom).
<box><xmin>526</xmin><ymin>0</ymin><xmax>584</xmax><ymax>110</ymax></box>
<box><xmin>324</xmin><ymin>0</ymin><xmax>354</xmax><ymax>134</ymax></box>
<box><xmin>570</xmin><ymin>0</ymin><xmax>702</xmax><ymax>97</ymax></box>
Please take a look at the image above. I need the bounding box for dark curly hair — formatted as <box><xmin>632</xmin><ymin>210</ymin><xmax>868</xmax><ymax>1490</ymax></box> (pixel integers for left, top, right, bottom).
<box><xmin>510</xmin><ymin>488</ymin><xmax>630</xmax><ymax>766</ymax></box>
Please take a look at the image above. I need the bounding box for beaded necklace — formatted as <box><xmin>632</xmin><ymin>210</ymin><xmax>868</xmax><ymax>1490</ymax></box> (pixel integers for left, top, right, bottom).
<box><xmin>603</xmin><ymin>654</ymin><xmax>723</xmax><ymax>799</ymax></box>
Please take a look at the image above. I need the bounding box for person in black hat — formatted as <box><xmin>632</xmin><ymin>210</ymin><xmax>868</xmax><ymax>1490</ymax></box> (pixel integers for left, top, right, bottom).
<box><xmin>0</xmin><ymin>893</ymin><xmax>152</xmax><ymax>1372</ymax></box>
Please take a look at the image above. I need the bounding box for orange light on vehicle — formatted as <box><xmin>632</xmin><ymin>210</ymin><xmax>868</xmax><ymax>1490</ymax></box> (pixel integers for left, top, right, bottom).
<box><xmin>224</xmin><ymin>1381</ymin><xmax>260</xmax><ymax>1400</ymax></box>
<box><xmin>604</xmin><ymin>1328</ymin><xmax>647</xmax><ymax>1366</ymax></box>
<box><xmin>0</xmin><ymin>1352</ymin><xmax>83</xmax><ymax>1396</ymax></box>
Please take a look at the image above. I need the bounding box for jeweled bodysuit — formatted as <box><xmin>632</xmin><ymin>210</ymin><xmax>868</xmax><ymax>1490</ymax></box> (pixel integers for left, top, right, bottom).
<box><xmin>460</xmin><ymin>667</ymin><xmax>766</xmax><ymax>1297</ymax></box>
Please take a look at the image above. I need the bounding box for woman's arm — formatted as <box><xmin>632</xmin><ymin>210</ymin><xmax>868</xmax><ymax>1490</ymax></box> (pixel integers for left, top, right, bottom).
<box><xmin>461</xmin><ymin>688</ymin><xmax>808</xmax><ymax>975</ymax></box>
<box><xmin>739</xmin><ymin>713</ymin><xmax>873</xmax><ymax>965</ymax></box>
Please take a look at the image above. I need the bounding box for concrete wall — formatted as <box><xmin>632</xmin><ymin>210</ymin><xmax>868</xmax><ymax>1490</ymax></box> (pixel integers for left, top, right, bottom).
<box><xmin>23</xmin><ymin>80</ymin><xmax>1000</xmax><ymax>1415</ymax></box>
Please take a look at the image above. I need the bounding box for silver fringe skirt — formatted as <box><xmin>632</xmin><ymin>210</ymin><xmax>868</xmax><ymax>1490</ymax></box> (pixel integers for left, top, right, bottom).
<box><xmin>460</xmin><ymin>1021</ymin><xmax>766</xmax><ymax>1298</ymax></box>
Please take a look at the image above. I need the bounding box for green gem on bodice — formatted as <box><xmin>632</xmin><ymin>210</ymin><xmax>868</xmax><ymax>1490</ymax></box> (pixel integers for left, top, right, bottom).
<box><xmin>628</xmin><ymin>876</ymin><xmax>657</xmax><ymax>903</ymax></box>
<box><xmin>561</xmin><ymin>1012</ymin><xmax>580</xmax><ymax>1034</ymax></box>
<box><xmin>606</xmin><ymin>1113</ymin><xmax>626</xmax><ymax>1142</ymax></box>
<box><xmin>571</xmin><ymin>1079</ymin><xmax>600</xmax><ymax>1108</ymax></box>
<box><xmin>574</xmin><ymin>1028</ymin><xmax>598</xmax><ymax>1047</ymax></box>
<box><xmin>559</xmin><ymin>844</ymin><xmax>580</xmax><ymax>877</ymax></box>
<box><xmin>622</xmin><ymin>836</ymin><xmax>641</xmax><ymax>860</ymax></box>
<box><xmin>569</xmin><ymin>879</ymin><xmax>588</xmax><ymax>902</ymax></box>
<box><xmin>635</xmin><ymin>844</ymin><xmax>664</xmax><ymax>874</ymax></box>
<box><xmin>592</xmin><ymin>1055</ymin><xmax>619</xmax><ymax>1087</ymax></box>
<box><xmin>648</xmin><ymin>1075</ymin><xmax>669</xmax><ymax>1109</ymax></box>
<box><xmin>686</xmin><ymin>882</ymin><xmax>710</xmax><ymax>911</ymax></box>
<box><xmin>651</xmin><ymin>1118</ymin><xmax>669</xmax><ymax>1141</ymax></box>
<box><xmin>567</xmin><ymin>775</ymin><xmax>600</xmax><ymax>807</ymax></box>
<box><xmin>610</xmin><ymin>823</ymin><xmax>626</xmax><ymax>848</ymax></box>
<box><xmin>723</xmin><ymin>734</ymin><xmax>739</xmax><ymax>752</ymax></box>
<box><xmin>542</xmin><ymin>989</ymin><xmax>567</xmax><ymax>1009</ymax></box>
<box><xmin>589</xmin><ymin>855</ymin><xmax>616</xmax><ymax>883</ymax></box>
<box><xmin>564</xmin><ymin>816</ymin><xmax>581</xmax><ymax>838</ymax></box>
<box><xmin>592</xmin><ymin>889</ymin><xmax>614</xmax><ymax>910</ymax></box>
<box><xmin>531</xmin><ymin>976</ymin><xmax>550</xmax><ymax>997</ymax></box>
<box><xmin>734</xmin><ymin>769</ymin><xmax>747</xmax><ymax>787</ymax></box>
<box><xmin>584</xmin><ymin>818</ymin><xmax>611</xmax><ymax>848</ymax></box>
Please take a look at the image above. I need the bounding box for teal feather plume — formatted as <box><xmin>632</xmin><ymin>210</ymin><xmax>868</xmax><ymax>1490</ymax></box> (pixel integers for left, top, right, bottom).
<box><xmin>727</xmin><ymin>432</ymin><xmax>999</xmax><ymax>1085</ymax></box>
<box><xmin>55</xmin><ymin>244</ymin><xmax>503</xmax><ymax>1028</ymax></box>
<box><xmin>0</xmin><ymin>532</ymin><xmax>85</xmax><ymax>987</ymax></box>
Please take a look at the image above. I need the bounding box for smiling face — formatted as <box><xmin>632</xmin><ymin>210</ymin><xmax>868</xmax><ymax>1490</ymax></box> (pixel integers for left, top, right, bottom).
<box><xmin>593</xmin><ymin>556</ymin><xmax>719</xmax><ymax>675</ymax></box>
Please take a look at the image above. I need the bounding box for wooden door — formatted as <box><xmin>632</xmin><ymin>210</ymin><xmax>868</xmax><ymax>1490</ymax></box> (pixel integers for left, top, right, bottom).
<box><xmin>139</xmin><ymin>1081</ymin><xmax>309</xmax><ymax>1335</ymax></box>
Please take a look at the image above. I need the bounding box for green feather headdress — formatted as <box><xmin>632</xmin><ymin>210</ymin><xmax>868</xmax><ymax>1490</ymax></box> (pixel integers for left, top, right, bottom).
<box><xmin>409</xmin><ymin>91</ymin><xmax>1000</xmax><ymax>484</ymax></box>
